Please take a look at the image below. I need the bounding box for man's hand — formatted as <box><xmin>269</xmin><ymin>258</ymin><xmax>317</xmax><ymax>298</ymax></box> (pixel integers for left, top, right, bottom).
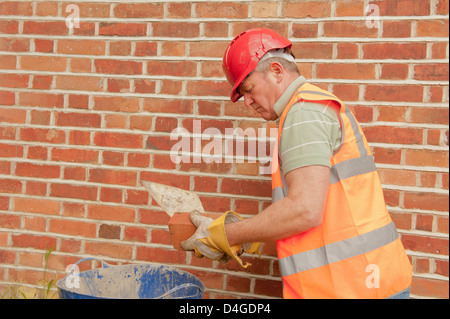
<box><xmin>181</xmin><ymin>211</ymin><xmax>261</xmax><ymax>268</ymax></box>
<box><xmin>181</xmin><ymin>211</ymin><xmax>231</xmax><ymax>263</ymax></box>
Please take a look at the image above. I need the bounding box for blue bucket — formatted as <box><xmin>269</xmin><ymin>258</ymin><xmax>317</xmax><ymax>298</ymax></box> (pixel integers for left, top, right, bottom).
<box><xmin>57</xmin><ymin>258</ymin><xmax>205</xmax><ymax>299</ymax></box>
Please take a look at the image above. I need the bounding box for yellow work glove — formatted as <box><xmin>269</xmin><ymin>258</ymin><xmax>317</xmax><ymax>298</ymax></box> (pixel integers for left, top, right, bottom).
<box><xmin>181</xmin><ymin>211</ymin><xmax>261</xmax><ymax>268</ymax></box>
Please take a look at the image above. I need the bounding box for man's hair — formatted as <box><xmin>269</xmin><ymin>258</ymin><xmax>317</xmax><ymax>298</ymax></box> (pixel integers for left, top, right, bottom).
<box><xmin>254</xmin><ymin>48</ymin><xmax>300</xmax><ymax>75</ymax></box>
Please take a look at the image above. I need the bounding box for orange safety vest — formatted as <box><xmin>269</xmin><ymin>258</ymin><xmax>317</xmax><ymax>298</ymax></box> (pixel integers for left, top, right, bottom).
<box><xmin>272</xmin><ymin>82</ymin><xmax>412</xmax><ymax>299</ymax></box>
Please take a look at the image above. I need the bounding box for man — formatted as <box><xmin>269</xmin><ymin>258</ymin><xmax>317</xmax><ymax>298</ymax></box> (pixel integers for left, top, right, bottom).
<box><xmin>182</xmin><ymin>28</ymin><xmax>412</xmax><ymax>299</ymax></box>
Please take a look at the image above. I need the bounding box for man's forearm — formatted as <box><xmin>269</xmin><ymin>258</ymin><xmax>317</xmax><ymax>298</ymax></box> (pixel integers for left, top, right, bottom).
<box><xmin>225</xmin><ymin>196</ymin><xmax>322</xmax><ymax>246</ymax></box>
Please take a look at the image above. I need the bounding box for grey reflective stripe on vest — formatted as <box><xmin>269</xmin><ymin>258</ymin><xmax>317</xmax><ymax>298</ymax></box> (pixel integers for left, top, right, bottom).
<box><xmin>279</xmin><ymin>221</ymin><xmax>399</xmax><ymax>277</ymax></box>
<box><xmin>330</xmin><ymin>155</ymin><xmax>377</xmax><ymax>185</ymax></box>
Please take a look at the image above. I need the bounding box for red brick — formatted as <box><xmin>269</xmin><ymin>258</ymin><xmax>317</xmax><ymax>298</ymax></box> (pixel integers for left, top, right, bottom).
<box><xmin>55</xmin><ymin>112</ymin><xmax>101</xmax><ymax>127</ymax></box>
<box><xmin>0</xmin><ymin>37</ymin><xmax>29</xmax><ymax>52</ymax></box>
<box><xmin>282</xmin><ymin>1</ymin><xmax>331</xmax><ymax>18</ymax></box>
<box><xmin>114</xmin><ymin>3</ymin><xmax>163</xmax><ymax>18</ymax></box>
<box><xmin>49</xmin><ymin>219</ymin><xmax>96</xmax><ymax>237</ymax></box>
<box><xmin>85</xmin><ymin>241</ymin><xmax>133</xmax><ymax>259</ymax></box>
<box><xmin>57</xmin><ymin>39</ymin><xmax>105</xmax><ymax>55</ymax></box>
<box><xmin>16</xmin><ymin>162</ymin><xmax>60</xmax><ymax>179</ymax></box>
<box><xmin>414</xmin><ymin>64</ymin><xmax>449</xmax><ymax>81</ymax></box>
<box><xmin>127</xmin><ymin>153</ymin><xmax>150</xmax><ymax>168</ymax></box>
<box><xmin>416</xmin><ymin>214</ymin><xmax>434</xmax><ymax>231</ymax></box>
<box><xmin>24</xmin><ymin>216</ymin><xmax>45</xmax><ymax>232</ymax></box>
<box><xmin>102</xmin><ymin>151</ymin><xmax>124</xmax><ymax>166</ymax></box>
<box><xmin>150</xmin><ymin>228</ymin><xmax>171</xmax><ymax>244</ymax></box>
<box><xmin>0</xmin><ymin>1</ymin><xmax>33</xmax><ymax>16</ymax></box>
<box><xmin>134</xmin><ymin>42</ymin><xmax>158</xmax><ymax>56</ymax></box>
<box><xmin>14</xmin><ymin>197</ymin><xmax>60</xmax><ymax>215</ymax></box>
<box><xmin>412</xmin><ymin>277</ymin><xmax>449</xmax><ymax>299</ymax></box>
<box><xmin>50</xmin><ymin>183</ymin><xmax>97</xmax><ymax>201</ymax></box>
<box><xmin>363</xmin><ymin>43</ymin><xmax>426</xmax><ymax>60</ymax></box>
<box><xmin>89</xmin><ymin>168</ymin><xmax>136</xmax><ymax>186</ymax></box>
<box><xmin>0</xmin><ymin>90</ymin><xmax>15</xmax><ymax>105</ymax></box>
<box><xmin>221</xmin><ymin>178</ymin><xmax>271</xmax><ymax>197</ymax></box>
<box><xmin>94</xmin><ymin>132</ymin><xmax>143</xmax><ymax>149</ymax></box>
<box><xmin>0</xmin><ymin>109</ymin><xmax>27</xmax><ymax>123</ymax></box>
<box><xmin>67</xmin><ymin>94</ymin><xmax>88</xmax><ymax>109</ymax></box>
<box><xmin>143</xmin><ymin>98</ymin><xmax>193</xmax><ymax>114</ymax></box>
<box><xmin>0</xmin><ymin>213</ymin><xmax>21</xmax><ymax>228</ymax></box>
<box><xmin>20</xmin><ymin>128</ymin><xmax>65</xmax><ymax>144</ymax></box>
<box><xmin>145</xmin><ymin>135</ymin><xmax>173</xmax><ymax>151</ymax></box>
<box><xmin>93</xmin><ymin>96</ymin><xmax>140</xmax><ymax>112</ymax></box>
<box><xmin>136</xmin><ymin>246</ymin><xmax>186</xmax><ymax>264</ymax></box>
<box><xmin>381</xmin><ymin>64</ymin><xmax>409</xmax><ymax>80</ymax></box>
<box><xmin>372</xmin><ymin>0</ymin><xmax>430</xmax><ymax>16</ymax></box>
<box><xmin>69</xmin><ymin>131</ymin><xmax>91</xmax><ymax>145</ymax></box>
<box><xmin>23</xmin><ymin>21</ymin><xmax>68</xmax><ymax>35</ymax></box>
<box><xmin>123</xmin><ymin>190</ymin><xmax>145</xmax><ymax>206</ymax></box>
<box><xmin>138</xmin><ymin>209</ymin><xmax>170</xmax><ymax>226</ymax></box>
<box><xmin>56</xmin><ymin>75</ymin><xmax>104</xmax><ymax>91</ymax></box>
<box><xmin>167</xmin><ymin>2</ymin><xmax>191</xmax><ymax>18</ymax></box>
<box><xmin>147</xmin><ymin>60</ymin><xmax>196</xmax><ymax>77</ymax></box>
<box><xmin>94</xmin><ymin>59</ymin><xmax>142</xmax><ymax>75</ymax></box>
<box><xmin>404</xmin><ymin>149</ymin><xmax>448</xmax><ymax>167</ymax></box>
<box><xmin>64</xmin><ymin>166</ymin><xmax>86</xmax><ymax>181</ymax></box>
<box><xmin>25</xmin><ymin>181</ymin><xmax>46</xmax><ymax>196</ymax></box>
<box><xmin>416</xmin><ymin>20</ymin><xmax>449</xmax><ymax>37</ymax></box>
<box><xmin>99</xmin><ymin>23</ymin><xmax>147</xmax><ymax>36</ymax></box>
<box><xmin>32</xmin><ymin>75</ymin><xmax>52</xmax><ymax>89</ymax></box>
<box><xmin>365</xmin><ymin>85</ymin><xmax>423</xmax><ymax>102</ymax></box>
<box><xmin>0</xmin><ymin>143</ymin><xmax>22</xmax><ymax>158</ymax></box>
<box><xmin>51</xmin><ymin>148</ymin><xmax>99</xmax><ymax>164</ymax></box>
<box><xmin>152</xmin><ymin>22</ymin><xmax>199</xmax><ymax>38</ymax></box>
<box><xmin>254</xmin><ymin>278</ymin><xmax>283</xmax><ymax>298</ymax></box>
<box><xmin>88</xmin><ymin>204</ymin><xmax>135</xmax><ymax>222</ymax></box>
<box><xmin>12</xmin><ymin>234</ymin><xmax>57</xmax><ymax>250</ymax></box>
<box><xmin>0</xmin><ymin>73</ymin><xmax>28</xmax><ymax>88</ymax></box>
<box><xmin>19</xmin><ymin>92</ymin><xmax>64</xmax><ymax>108</ymax></box>
<box><xmin>383</xmin><ymin>21</ymin><xmax>411</xmax><ymax>37</ymax></box>
<box><xmin>404</xmin><ymin>192</ymin><xmax>449</xmax><ymax>211</ymax></box>
<box><xmin>123</xmin><ymin>226</ymin><xmax>147</xmax><ymax>242</ymax></box>
<box><xmin>316</xmin><ymin>63</ymin><xmax>375</xmax><ymax>80</ymax></box>
<box><xmin>323</xmin><ymin>21</ymin><xmax>378</xmax><ymax>37</ymax></box>
<box><xmin>99</xmin><ymin>224</ymin><xmax>121</xmax><ymax>239</ymax></box>
<box><xmin>363</xmin><ymin>126</ymin><xmax>423</xmax><ymax>144</ymax></box>
<box><xmin>100</xmin><ymin>187</ymin><xmax>122</xmax><ymax>203</ymax></box>
<box><xmin>293</xmin><ymin>42</ymin><xmax>333</xmax><ymax>59</ymax></box>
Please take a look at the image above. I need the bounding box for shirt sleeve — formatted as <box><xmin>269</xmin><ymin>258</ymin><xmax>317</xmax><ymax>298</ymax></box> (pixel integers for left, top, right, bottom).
<box><xmin>279</xmin><ymin>101</ymin><xmax>342</xmax><ymax>175</ymax></box>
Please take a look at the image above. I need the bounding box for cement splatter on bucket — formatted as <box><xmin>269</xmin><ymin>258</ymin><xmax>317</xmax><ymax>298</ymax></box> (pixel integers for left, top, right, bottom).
<box><xmin>57</xmin><ymin>258</ymin><xmax>205</xmax><ymax>299</ymax></box>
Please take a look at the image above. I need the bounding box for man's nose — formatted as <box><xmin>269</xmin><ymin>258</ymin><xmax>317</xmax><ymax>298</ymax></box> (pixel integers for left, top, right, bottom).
<box><xmin>243</xmin><ymin>94</ymin><xmax>253</xmax><ymax>107</ymax></box>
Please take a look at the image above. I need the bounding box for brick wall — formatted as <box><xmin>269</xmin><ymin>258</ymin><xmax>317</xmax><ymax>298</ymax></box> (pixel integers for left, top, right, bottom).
<box><xmin>0</xmin><ymin>0</ymin><xmax>448</xmax><ymax>299</ymax></box>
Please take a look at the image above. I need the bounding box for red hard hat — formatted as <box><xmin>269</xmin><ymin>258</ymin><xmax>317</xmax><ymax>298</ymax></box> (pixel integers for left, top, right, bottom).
<box><xmin>222</xmin><ymin>28</ymin><xmax>292</xmax><ymax>102</ymax></box>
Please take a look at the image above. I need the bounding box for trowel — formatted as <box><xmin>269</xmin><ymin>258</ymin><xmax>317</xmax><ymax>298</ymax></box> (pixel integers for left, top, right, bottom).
<box><xmin>141</xmin><ymin>181</ymin><xmax>204</xmax><ymax>217</ymax></box>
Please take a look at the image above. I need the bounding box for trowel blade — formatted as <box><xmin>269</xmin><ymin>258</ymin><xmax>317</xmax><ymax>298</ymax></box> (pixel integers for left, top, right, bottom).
<box><xmin>141</xmin><ymin>181</ymin><xmax>204</xmax><ymax>217</ymax></box>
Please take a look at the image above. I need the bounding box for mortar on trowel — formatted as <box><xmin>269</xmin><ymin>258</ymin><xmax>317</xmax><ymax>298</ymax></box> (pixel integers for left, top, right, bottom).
<box><xmin>141</xmin><ymin>181</ymin><xmax>221</xmax><ymax>250</ymax></box>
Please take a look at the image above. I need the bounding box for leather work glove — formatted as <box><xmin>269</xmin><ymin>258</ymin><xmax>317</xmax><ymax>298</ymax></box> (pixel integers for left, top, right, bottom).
<box><xmin>181</xmin><ymin>211</ymin><xmax>261</xmax><ymax>268</ymax></box>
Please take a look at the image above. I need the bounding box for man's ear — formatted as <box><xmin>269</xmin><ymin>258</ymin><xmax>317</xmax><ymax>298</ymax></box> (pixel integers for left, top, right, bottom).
<box><xmin>269</xmin><ymin>61</ymin><xmax>284</xmax><ymax>83</ymax></box>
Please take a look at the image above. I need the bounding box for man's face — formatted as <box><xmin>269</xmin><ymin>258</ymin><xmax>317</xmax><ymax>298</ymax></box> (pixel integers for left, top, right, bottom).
<box><xmin>238</xmin><ymin>70</ymin><xmax>279</xmax><ymax>121</ymax></box>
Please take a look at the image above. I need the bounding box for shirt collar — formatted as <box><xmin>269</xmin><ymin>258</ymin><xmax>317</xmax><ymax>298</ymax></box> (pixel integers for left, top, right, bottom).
<box><xmin>273</xmin><ymin>76</ymin><xmax>307</xmax><ymax>121</ymax></box>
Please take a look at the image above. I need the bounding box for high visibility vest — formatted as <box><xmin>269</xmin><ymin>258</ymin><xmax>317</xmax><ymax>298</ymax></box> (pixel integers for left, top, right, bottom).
<box><xmin>272</xmin><ymin>82</ymin><xmax>412</xmax><ymax>299</ymax></box>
